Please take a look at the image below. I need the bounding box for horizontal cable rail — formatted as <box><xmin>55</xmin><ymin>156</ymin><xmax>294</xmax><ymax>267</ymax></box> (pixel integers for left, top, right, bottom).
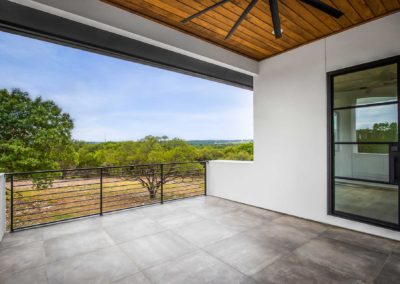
<box><xmin>5</xmin><ymin>161</ymin><xmax>207</xmax><ymax>231</ymax></box>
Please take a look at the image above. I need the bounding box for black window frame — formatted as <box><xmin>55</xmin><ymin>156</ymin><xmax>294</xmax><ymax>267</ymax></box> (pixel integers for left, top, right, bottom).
<box><xmin>327</xmin><ymin>55</ymin><xmax>400</xmax><ymax>231</ymax></box>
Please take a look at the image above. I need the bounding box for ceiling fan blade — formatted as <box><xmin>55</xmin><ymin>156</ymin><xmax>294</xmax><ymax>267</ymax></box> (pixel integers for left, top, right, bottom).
<box><xmin>300</xmin><ymin>0</ymin><xmax>344</xmax><ymax>18</ymax></box>
<box><xmin>269</xmin><ymin>0</ymin><xmax>282</xmax><ymax>39</ymax></box>
<box><xmin>225</xmin><ymin>0</ymin><xmax>258</xmax><ymax>39</ymax></box>
<box><xmin>181</xmin><ymin>0</ymin><xmax>231</xmax><ymax>23</ymax></box>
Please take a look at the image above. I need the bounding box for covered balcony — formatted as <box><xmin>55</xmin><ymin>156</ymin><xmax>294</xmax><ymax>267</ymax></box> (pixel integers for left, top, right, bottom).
<box><xmin>0</xmin><ymin>0</ymin><xmax>400</xmax><ymax>283</ymax></box>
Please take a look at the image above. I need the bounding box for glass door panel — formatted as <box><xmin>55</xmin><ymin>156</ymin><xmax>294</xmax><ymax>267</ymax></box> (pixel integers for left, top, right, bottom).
<box><xmin>333</xmin><ymin>63</ymin><xmax>397</xmax><ymax>108</ymax></box>
<box><xmin>334</xmin><ymin>179</ymin><xmax>398</xmax><ymax>224</ymax></box>
<box><xmin>335</xmin><ymin>144</ymin><xmax>390</xmax><ymax>182</ymax></box>
<box><xmin>331</xmin><ymin>60</ymin><xmax>399</xmax><ymax>227</ymax></box>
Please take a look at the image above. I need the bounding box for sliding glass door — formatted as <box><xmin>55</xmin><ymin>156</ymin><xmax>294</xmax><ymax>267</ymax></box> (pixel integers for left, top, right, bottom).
<box><xmin>328</xmin><ymin>57</ymin><xmax>400</xmax><ymax>230</ymax></box>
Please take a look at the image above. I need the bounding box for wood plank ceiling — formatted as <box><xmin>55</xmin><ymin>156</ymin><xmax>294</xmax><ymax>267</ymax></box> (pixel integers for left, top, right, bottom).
<box><xmin>102</xmin><ymin>0</ymin><xmax>400</xmax><ymax>60</ymax></box>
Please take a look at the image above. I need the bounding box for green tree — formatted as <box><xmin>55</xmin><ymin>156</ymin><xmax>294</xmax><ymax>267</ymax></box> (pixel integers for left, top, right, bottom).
<box><xmin>129</xmin><ymin>136</ymin><xmax>199</xmax><ymax>199</ymax></box>
<box><xmin>196</xmin><ymin>146</ymin><xmax>224</xmax><ymax>161</ymax></box>
<box><xmin>0</xmin><ymin>89</ymin><xmax>76</xmax><ymax>173</ymax></box>
<box><xmin>222</xmin><ymin>142</ymin><xmax>253</xmax><ymax>161</ymax></box>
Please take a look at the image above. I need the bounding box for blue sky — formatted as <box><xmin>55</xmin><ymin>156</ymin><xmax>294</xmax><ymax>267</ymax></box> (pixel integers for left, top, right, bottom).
<box><xmin>0</xmin><ymin>31</ymin><xmax>253</xmax><ymax>141</ymax></box>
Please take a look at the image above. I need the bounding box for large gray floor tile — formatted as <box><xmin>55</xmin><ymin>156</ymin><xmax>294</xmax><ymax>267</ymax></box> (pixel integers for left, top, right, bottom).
<box><xmin>41</xmin><ymin>217</ymin><xmax>101</xmax><ymax>240</ymax></box>
<box><xmin>0</xmin><ymin>229</ymin><xmax>43</xmax><ymax>250</ymax></box>
<box><xmin>0</xmin><ymin>266</ymin><xmax>48</xmax><ymax>284</ymax></box>
<box><xmin>155</xmin><ymin>210</ymin><xmax>204</xmax><ymax>229</ymax></box>
<box><xmin>209</xmin><ymin>198</ymin><xmax>242</xmax><ymax>209</ymax></box>
<box><xmin>186</xmin><ymin>203</ymin><xmax>237</xmax><ymax>219</ymax></box>
<box><xmin>112</xmin><ymin>272</ymin><xmax>152</xmax><ymax>284</ymax></box>
<box><xmin>172</xmin><ymin>219</ymin><xmax>240</xmax><ymax>247</ymax></box>
<box><xmin>168</xmin><ymin>196</ymin><xmax>208</xmax><ymax>207</ymax></box>
<box><xmin>44</xmin><ymin>229</ymin><xmax>115</xmax><ymax>263</ymax></box>
<box><xmin>0</xmin><ymin>241</ymin><xmax>46</xmax><ymax>275</ymax></box>
<box><xmin>143</xmin><ymin>250</ymin><xmax>257</xmax><ymax>284</ymax></box>
<box><xmin>245</xmin><ymin>221</ymin><xmax>319</xmax><ymax>251</ymax></box>
<box><xmin>138</xmin><ymin>204</ymin><xmax>180</xmax><ymax>219</ymax></box>
<box><xmin>273</xmin><ymin>215</ymin><xmax>328</xmax><ymax>234</ymax></box>
<box><xmin>204</xmin><ymin>233</ymin><xmax>286</xmax><ymax>276</ymax></box>
<box><xmin>253</xmin><ymin>253</ymin><xmax>363</xmax><ymax>284</ymax></box>
<box><xmin>239</xmin><ymin>205</ymin><xmax>282</xmax><ymax>221</ymax></box>
<box><xmin>295</xmin><ymin>237</ymin><xmax>388</xmax><ymax>282</ymax></box>
<box><xmin>374</xmin><ymin>254</ymin><xmax>400</xmax><ymax>284</ymax></box>
<box><xmin>212</xmin><ymin>210</ymin><xmax>265</xmax><ymax>232</ymax></box>
<box><xmin>119</xmin><ymin>230</ymin><xmax>196</xmax><ymax>269</ymax></box>
<box><xmin>101</xmin><ymin>209</ymin><xmax>144</xmax><ymax>227</ymax></box>
<box><xmin>46</xmin><ymin>246</ymin><xmax>139</xmax><ymax>284</ymax></box>
<box><xmin>394</xmin><ymin>243</ymin><xmax>400</xmax><ymax>255</ymax></box>
<box><xmin>322</xmin><ymin>227</ymin><xmax>398</xmax><ymax>254</ymax></box>
<box><xmin>104</xmin><ymin>218</ymin><xmax>166</xmax><ymax>244</ymax></box>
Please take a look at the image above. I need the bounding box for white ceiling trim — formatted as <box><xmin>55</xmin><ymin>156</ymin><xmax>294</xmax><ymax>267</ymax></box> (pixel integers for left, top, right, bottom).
<box><xmin>8</xmin><ymin>0</ymin><xmax>259</xmax><ymax>76</ymax></box>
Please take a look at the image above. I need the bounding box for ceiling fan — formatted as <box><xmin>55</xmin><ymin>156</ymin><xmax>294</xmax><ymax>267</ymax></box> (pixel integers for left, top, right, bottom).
<box><xmin>181</xmin><ymin>0</ymin><xmax>344</xmax><ymax>39</ymax></box>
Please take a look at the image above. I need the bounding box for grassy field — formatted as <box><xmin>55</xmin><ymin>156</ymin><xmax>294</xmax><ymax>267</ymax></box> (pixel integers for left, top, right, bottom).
<box><xmin>6</xmin><ymin>175</ymin><xmax>204</xmax><ymax>230</ymax></box>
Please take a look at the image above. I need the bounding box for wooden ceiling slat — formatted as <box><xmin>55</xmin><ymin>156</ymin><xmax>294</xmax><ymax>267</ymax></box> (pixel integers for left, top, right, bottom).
<box><xmin>199</xmin><ymin>0</ymin><xmax>306</xmax><ymax>47</ymax></box>
<box><xmin>349</xmin><ymin>0</ymin><xmax>376</xmax><ymax>20</ymax></box>
<box><xmin>274</xmin><ymin>1</ymin><xmax>324</xmax><ymax>38</ymax></box>
<box><xmin>135</xmin><ymin>0</ymin><xmax>271</xmax><ymax>58</ymax></box>
<box><xmin>382</xmin><ymin>0</ymin><xmax>400</xmax><ymax>11</ymax></box>
<box><xmin>154</xmin><ymin>0</ymin><xmax>282</xmax><ymax>54</ymax></box>
<box><xmin>102</xmin><ymin>0</ymin><xmax>400</xmax><ymax>61</ymax></box>
<box><xmin>151</xmin><ymin>0</ymin><xmax>284</xmax><ymax>57</ymax></box>
<box><xmin>283</xmin><ymin>0</ymin><xmax>334</xmax><ymax>34</ymax></box>
<box><xmin>112</xmin><ymin>0</ymin><xmax>267</xmax><ymax>59</ymax></box>
<box><xmin>331</xmin><ymin>0</ymin><xmax>363</xmax><ymax>24</ymax></box>
<box><xmin>254</xmin><ymin>0</ymin><xmax>321</xmax><ymax>39</ymax></box>
<box><xmin>364</xmin><ymin>0</ymin><xmax>387</xmax><ymax>16</ymax></box>
<box><xmin>322</xmin><ymin>0</ymin><xmax>354</xmax><ymax>27</ymax></box>
<box><xmin>299</xmin><ymin>1</ymin><xmax>343</xmax><ymax>31</ymax></box>
<box><xmin>222</xmin><ymin>0</ymin><xmax>314</xmax><ymax>43</ymax></box>
<box><xmin>133</xmin><ymin>0</ymin><xmax>279</xmax><ymax>57</ymax></box>
<box><xmin>178</xmin><ymin>0</ymin><xmax>294</xmax><ymax>51</ymax></box>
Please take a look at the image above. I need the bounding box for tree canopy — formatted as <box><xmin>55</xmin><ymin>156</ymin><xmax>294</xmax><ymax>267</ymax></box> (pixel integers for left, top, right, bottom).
<box><xmin>0</xmin><ymin>89</ymin><xmax>76</xmax><ymax>172</ymax></box>
<box><xmin>74</xmin><ymin>138</ymin><xmax>253</xmax><ymax>169</ymax></box>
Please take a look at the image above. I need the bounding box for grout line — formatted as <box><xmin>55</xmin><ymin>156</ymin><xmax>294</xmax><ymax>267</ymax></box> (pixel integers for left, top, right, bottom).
<box><xmin>318</xmin><ymin>232</ymin><xmax>395</xmax><ymax>256</ymax></box>
<box><xmin>199</xmin><ymin>248</ymin><xmax>263</xmax><ymax>283</ymax></box>
<box><xmin>372</xmin><ymin>252</ymin><xmax>391</xmax><ymax>282</ymax></box>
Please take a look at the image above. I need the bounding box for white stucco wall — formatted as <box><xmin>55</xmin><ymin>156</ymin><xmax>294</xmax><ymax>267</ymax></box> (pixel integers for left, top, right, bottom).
<box><xmin>208</xmin><ymin>12</ymin><xmax>400</xmax><ymax>240</ymax></box>
<box><xmin>0</xmin><ymin>174</ymin><xmax>5</xmax><ymax>241</ymax></box>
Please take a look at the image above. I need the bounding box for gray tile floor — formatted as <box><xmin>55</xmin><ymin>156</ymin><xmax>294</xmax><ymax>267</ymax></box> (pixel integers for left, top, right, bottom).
<box><xmin>0</xmin><ymin>196</ymin><xmax>399</xmax><ymax>284</ymax></box>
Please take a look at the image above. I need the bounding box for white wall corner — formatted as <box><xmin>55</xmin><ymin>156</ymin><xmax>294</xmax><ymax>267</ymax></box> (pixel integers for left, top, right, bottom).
<box><xmin>8</xmin><ymin>0</ymin><xmax>259</xmax><ymax>76</ymax></box>
<box><xmin>214</xmin><ymin>13</ymin><xmax>400</xmax><ymax>240</ymax></box>
<box><xmin>326</xmin><ymin>11</ymin><xmax>400</xmax><ymax>72</ymax></box>
<box><xmin>0</xmin><ymin>174</ymin><xmax>5</xmax><ymax>241</ymax></box>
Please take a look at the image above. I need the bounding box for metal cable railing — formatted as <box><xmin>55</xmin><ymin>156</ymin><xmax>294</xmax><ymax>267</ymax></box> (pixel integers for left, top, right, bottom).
<box><xmin>5</xmin><ymin>161</ymin><xmax>206</xmax><ymax>231</ymax></box>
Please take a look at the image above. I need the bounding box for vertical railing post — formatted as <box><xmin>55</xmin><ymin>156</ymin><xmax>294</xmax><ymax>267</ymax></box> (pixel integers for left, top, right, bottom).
<box><xmin>100</xmin><ymin>168</ymin><xmax>103</xmax><ymax>216</ymax></box>
<box><xmin>0</xmin><ymin>174</ymin><xmax>6</xmax><ymax>238</ymax></box>
<box><xmin>10</xmin><ymin>175</ymin><xmax>14</xmax><ymax>232</ymax></box>
<box><xmin>204</xmin><ymin>162</ymin><xmax>207</xmax><ymax>196</ymax></box>
<box><xmin>160</xmin><ymin>164</ymin><xmax>164</xmax><ymax>204</ymax></box>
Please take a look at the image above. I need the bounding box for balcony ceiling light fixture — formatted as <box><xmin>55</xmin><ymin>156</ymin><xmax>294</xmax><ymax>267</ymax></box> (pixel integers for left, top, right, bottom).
<box><xmin>181</xmin><ymin>0</ymin><xmax>344</xmax><ymax>39</ymax></box>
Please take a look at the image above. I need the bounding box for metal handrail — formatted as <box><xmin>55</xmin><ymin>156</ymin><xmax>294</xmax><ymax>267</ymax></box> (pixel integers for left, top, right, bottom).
<box><xmin>5</xmin><ymin>161</ymin><xmax>208</xmax><ymax>176</ymax></box>
<box><xmin>5</xmin><ymin>161</ymin><xmax>207</xmax><ymax>231</ymax></box>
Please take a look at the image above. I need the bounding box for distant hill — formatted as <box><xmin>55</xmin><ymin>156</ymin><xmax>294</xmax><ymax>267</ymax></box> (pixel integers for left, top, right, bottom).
<box><xmin>187</xmin><ymin>140</ymin><xmax>252</xmax><ymax>146</ymax></box>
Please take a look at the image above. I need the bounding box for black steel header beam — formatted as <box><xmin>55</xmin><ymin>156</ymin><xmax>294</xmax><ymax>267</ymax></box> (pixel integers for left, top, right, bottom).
<box><xmin>0</xmin><ymin>0</ymin><xmax>253</xmax><ymax>90</ymax></box>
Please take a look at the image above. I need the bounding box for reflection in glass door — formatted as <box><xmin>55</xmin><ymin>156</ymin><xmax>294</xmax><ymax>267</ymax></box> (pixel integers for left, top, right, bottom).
<box><xmin>328</xmin><ymin>58</ymin><xmax>400</xmax><ymax>230</ymax></box>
